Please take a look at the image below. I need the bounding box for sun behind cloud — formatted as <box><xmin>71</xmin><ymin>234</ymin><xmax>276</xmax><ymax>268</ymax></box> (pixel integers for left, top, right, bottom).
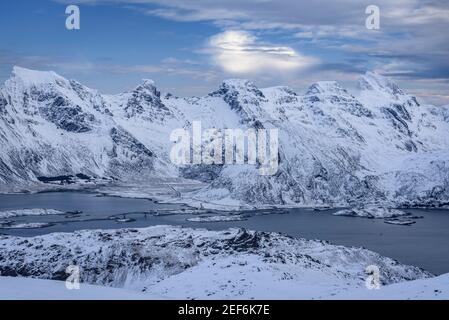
<box><xmin>207</xmin><ymin>30</ymin><xmax>318</xmax><ymax>75</ymax></box>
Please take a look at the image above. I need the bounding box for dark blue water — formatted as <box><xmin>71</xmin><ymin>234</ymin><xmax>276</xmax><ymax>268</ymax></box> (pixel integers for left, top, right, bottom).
<box><xmin>1</xmin><ymin>192</ymin><xmax>448</xmax><ymax>275</ymax></box>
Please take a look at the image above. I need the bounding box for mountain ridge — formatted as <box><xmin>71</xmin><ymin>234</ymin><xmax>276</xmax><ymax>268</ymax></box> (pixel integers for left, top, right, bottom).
<box><xmin>1</xmin><ymin>66</ymin><xmax>448</xmax><ymax>208</ymax></box>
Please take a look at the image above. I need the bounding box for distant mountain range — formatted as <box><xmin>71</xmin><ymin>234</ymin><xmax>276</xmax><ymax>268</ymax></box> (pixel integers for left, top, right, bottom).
<box><xmin>1</xmin><ymin>66</ymin><xmax>448</xmax><ymax>207</ymax></box>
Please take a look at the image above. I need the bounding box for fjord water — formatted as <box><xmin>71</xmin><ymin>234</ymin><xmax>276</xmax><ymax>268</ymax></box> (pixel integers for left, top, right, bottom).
<box><xmin>1</xmin><ymin>192</ymin><xmax>449</xmax><ymax>275</ymax></box>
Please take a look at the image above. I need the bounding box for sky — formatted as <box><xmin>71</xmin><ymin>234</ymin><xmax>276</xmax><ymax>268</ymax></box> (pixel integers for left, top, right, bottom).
<box><xmin>0</xmin><ymin>0</ymin><xmax>448</xmax><ymax>105</ymax></box>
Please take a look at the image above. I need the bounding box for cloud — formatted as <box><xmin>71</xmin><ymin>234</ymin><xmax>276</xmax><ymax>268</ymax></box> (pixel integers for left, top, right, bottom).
<box><xmin>59</xmin><ymin>0</ymin><xmax>449</xmax><ymax>28</ymax></box>
<box><xmin>111</xmin><ymin>63</ymin><xmax>218</xmax><ymax>81</ymax></box>
<box><xmin>206</xmin><ymin>30</ymin><xmax>318</xmax><ymax>75</ymax></box>
<box><xmin>145</xmin><ymin>7</ymin><xmax>247</xmax><ymax>22</ymax></box>
<box><xmin>385</xmin><ymin>4</ymin><xmax>449</xmax><ymax>25</ymax></box>
<box><xmin>0</xmin><ymin>50</ymin><xmax>219</xmax><ymax>83</ymax></box>
<box><xmin>48</xmin><ymin>0</ymin><xmax>449</xmax><ymax>103</ymax></box>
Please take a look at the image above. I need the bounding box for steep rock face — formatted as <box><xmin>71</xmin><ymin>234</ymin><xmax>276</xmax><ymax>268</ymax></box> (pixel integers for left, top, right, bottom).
<box><xmin>357</xmin><ymin>72</ymin><xmax>422</xmax><ymax>152</ymax></box>
<box><xmin>34</xmin><ymin>91</ymin><xmax>97</xmax><ymax>133</ymax></box>
<box><xmin>0</xmin><ymin>67</ymin><xmax>159</xmax><ymax>183</ymax></box>
<box><xmin>191</xmin><ymin>73</ymin><xmax>449</xmax><ymax>207</ymax></box>
<box><xmin>107</xmin><ymin>126</ymin><xmax>156</xmax><ymax>179</ymax></box>
<box><xmin>210</xmin><ymin>79</ymin><xmax>269</xmax><ymax>128</ymax></box>
<box><xmin>306</xmin><ymin>81</ymin><xmax>373</xmax><ymax>118</ymax></box>
<box><xmin>69</xmin><ymin>80</ymin><xmax>113</xmax><ymax>117</ymax></box>
<box><xmin>116</xmin><ymin>80</ymin><xmax>173</xmax><ymax>122</ymax></box>
<box><xmin>194</xmin><ymin>80</ymin><xmax>375</xmax><ymax>206</ymax></box>
<box><xmin>0</xmin><ymin>67</ymin><xmax>448</xmax><ymax>207</ymax></box>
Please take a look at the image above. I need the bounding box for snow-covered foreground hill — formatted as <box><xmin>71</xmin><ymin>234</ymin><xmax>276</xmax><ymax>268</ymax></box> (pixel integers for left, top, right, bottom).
<box><xmin>0</xmin><ymin>276</ymin><xmax>155</xmax><ymax>300</ymax></box>
<box><xmin>2</xmin><ymin>274</ymin><xmax>448</xmax><ymax>300</ymax></box>
<box><xmin>0</xmin><ymin>225</ymin><xmax>437</xmax><ymax>299</ymax></box>
<box><xmin>333</xmin><ymin>273</ymin><xmax>449</xmax><ymax>300</ymax></box>
<box><xmin>1</xmin><ymin>66</ymin><xmax>449</xmax><ymax>208</ymax></box>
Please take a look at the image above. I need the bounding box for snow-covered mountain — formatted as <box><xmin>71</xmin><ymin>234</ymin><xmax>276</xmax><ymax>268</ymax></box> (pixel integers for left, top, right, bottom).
<box><xmin>1</xmin><ymin>66</ymin><xmax>448</xmax><ymax>208</ymax></box>
<box><xmin>0</xmin><ymin>226</ymin><xmax>431</xmax><ymax>299</ymax></box>
<box><xmin>0</xmin><ymin>67</ymin><xmax>160</xmax><ymax>184</ymax></box>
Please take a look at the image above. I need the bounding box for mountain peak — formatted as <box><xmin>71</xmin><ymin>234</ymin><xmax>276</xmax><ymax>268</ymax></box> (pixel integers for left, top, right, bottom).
<box><xmin>211</xmin><ymin>79</ymin><xmax>265</xmax><ymax>100</ymax></box>
<box><xmin>132</xmin><ymin>78</ymin><xmax>159</xmax><ymax>94</ymax></box>
<box><xmin>129</xmin><ymin>78</ymin><xmax>161</xmax><ymax>99</ymax></box>
<box><xmin>141</xmin><ymin>79</ymin><xmax>156</xmax><ymax>87</ymax></box>
<box><xmin>214</xmin><ymin>79</ymin><xmax>264</xmax><ymax>96</ymax></box>
<box><xmin>358</xmin><ymin>71</ymin><xmax>405</xmax><ymax>96</ymax></box>
<box><xmin>220</xmin><ymin>79</ymin><xmax>257</xmax><ymax>90</ymax></box>
<box><xmin>306</xmin><ymin>81</ymin><xmax>348</xmax><ymax>96</ymax></box>
<box><xmin>11</xmin><ymin>66</ymin><xmax>66</xmax><ymax>86</ymax></box>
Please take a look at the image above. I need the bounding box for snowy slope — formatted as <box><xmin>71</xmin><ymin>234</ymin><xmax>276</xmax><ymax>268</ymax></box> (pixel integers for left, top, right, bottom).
<box><xmin>333</xmin><ymin>273</ymin><xmax>449</xmax><ymax>300</ymax></box>
<box><xmin>0</xmin><ymin>226</ymin><xmax>431</xmax><ymax>299</ymax></box>
<box><xmin>2</xmin><ymin>273</ymin><xmax>448</xmax><ymax>300</ymax></box>
<box><xmin>0</xmin><ymin>276</ymin><xmax>153</xmax><ymax>300</ymax></box>
<box><xmin>1</xmin><ymin>66</ymin><xmax>449</xmax><ymax>207</ymax></box>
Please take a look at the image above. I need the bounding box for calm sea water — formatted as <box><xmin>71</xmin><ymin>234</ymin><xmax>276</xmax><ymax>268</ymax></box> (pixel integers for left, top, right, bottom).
<box><xmin>1</xmin><ymin>191</ymin><xmax>448</xmax><ymax>275</ymax></box>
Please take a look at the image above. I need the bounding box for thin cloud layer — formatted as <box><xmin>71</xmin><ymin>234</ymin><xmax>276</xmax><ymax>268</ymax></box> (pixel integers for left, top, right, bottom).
<box><xmin>11</xmin><ymin>0</ymin><xmax>448</xmax><ymax>104</ymax></box>
<box><xmin>207</xmin><ymin>30</ymin><xmax>318</xmax><ymax>75</ymax></box>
